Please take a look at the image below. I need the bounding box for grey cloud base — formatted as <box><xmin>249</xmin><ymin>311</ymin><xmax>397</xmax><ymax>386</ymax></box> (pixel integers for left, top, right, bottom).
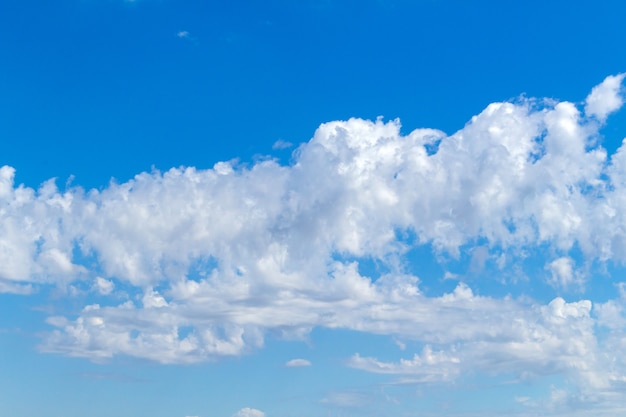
<box><xmin>2</xmin><ymin>74</ymin><xmax>626</xmax><ymax>411</ymax></box>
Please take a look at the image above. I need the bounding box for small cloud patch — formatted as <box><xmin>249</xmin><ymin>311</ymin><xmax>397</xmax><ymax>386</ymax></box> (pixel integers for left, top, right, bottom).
<box><xmin>232</xmin><ymin>408</ymin><xmax>265</xmax><ymax>417</ymax></box>
<box><xmin>285</xmin><ymin>358</ymin><xmax>311</xmax><ymax>367</ymax></box>
<box><xmin>272</xmin><ymin>139</ymin><xmax>293</xmax><ymax>150</ymax></box>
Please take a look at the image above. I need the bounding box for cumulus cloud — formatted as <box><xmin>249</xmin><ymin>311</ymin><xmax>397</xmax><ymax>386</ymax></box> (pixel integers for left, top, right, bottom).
<box><xmin>285</xmin><ymin>358</ymin><xmax>311</xmax><ymax>367</ymax></box>
<box><xmin>546</xmin><ymin>257</ymin><xmax>583</xmax><ymax>289</ymax></box>
<box><xmin>595</xmin><ymin>289</ymin><xmax>626</xmax><ymax>330</ymax></box>
<box><xmin>92</xmin><ymin>277</ymin><xmax>114</xmax><ymax>295</ymax></box>
<box><xmin>585</xmin><ymin>73</ymin><xmax>626</xmax><ymax>122</ymax></box>
<box><xmin>1</xmin><ymin>74</ymin><xmax>626</xmax><ymax>409</ymax></box>
<box><xmin>232</xmin><ymin>408</ymin><xmax>265</xmax><ymax>417</ymax></box>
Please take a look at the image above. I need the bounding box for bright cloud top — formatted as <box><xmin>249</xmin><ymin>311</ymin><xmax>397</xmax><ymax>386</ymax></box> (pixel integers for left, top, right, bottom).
<box><xmin>1</xmin><ymin>74</ymin><xmax>626</xmax><ymax>408</ymax></box>
<box><xmin>584</xmin><ymin>73</ymin><xmax>626</xmax><ymax>122</ymax></box>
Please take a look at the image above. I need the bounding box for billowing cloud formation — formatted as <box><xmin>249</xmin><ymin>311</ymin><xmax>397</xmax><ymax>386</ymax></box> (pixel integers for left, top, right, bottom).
<box><xmin>2</xmin><ymin>74</ymin><xmax>626</xmax><ymax>409</ymax></box>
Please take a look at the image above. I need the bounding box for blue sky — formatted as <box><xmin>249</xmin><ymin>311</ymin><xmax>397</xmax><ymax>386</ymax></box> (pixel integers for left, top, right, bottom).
<box><xmin>1</xmin><ymin>1</ymin><xmax>626</xmax><ymax>416</ymax></box>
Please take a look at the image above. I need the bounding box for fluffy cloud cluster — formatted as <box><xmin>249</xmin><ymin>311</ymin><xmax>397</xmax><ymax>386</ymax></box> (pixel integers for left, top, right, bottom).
<box><xmin>2</xmin><ymin>74</ymin><xmax>626</xmax><ymax>407</ymax></box>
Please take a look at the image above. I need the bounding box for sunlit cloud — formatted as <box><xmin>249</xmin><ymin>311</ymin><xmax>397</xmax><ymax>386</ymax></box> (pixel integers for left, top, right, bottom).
<box><xmin>1</xmin><ymin>74</ymin><xmax>626</xmax><ymax>413</ymax></box>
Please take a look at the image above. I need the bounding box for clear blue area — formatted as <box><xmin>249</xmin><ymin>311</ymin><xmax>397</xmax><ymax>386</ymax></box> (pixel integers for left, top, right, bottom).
<box><xmin>3</xmin><ymin>0</ymin><xmax>625</xmax><ymax>189</ymax></box>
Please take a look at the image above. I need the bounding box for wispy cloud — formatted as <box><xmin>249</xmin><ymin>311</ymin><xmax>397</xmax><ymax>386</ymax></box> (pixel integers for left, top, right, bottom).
<box><xmin>232</xmin><ymin>408</ymin><xmax>264</xmax><ymax>417</ymax></box>
<box><xmin>348</xmin><ymin>346</ymin><xmax>460</xmax><ymax>382</ymax></box>
<box><xmin>176</xmin><ymin>30</ymin><xmax>197</xmax><ymax>43</ymax></box>
<box><xmin>320</xmin><ymin>391</ymin><xmax>370</xmax><ymax>408</ymax></box>
<box><xmin>272</xmin><ymin>139</ymin><xmax>293</xmax><ymax>150</ymax></box>
<box><xmin>285</xmin><ymin>358</ymin><xmax>311</xmax><ymax>367</ymax></box>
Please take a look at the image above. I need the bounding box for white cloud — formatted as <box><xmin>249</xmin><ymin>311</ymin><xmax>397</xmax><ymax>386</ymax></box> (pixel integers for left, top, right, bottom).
<box><xmin>176</xmin><ymin>30</ymin><xmax>197</xmax><ymax>44</ymax></box>
<box><xmin>585</xmin><ymin>73</ymin><xmax>626</xmax><ymax>122</ymax></box>
<box><xmin>348</xmin><ymin>345</ymin><xmax>460</xmax><ymax>382</ymax></box>
<box><xmin>393</xmin><ymin>338</ymin><xmax>406</xmax><ymax>350</ymax></box>
<box><xmin>5</xmin><ymin>74</ymin><xmax>626</xmax><ymax>293</ymax></box>
<box><xmin>546</xmin><ymin>257</ymin><xmax>583</xmax><ymax>289</ymax></box>
<box><xmin>92</xmin><ymin>277</ymin><xmax>114</xmax><ymax>295</ymax></box>
<box><xmin>595</xmin><ymin>287</ymin><xmax>626</xmax><ymax>330</ymax></box>
<box><xmin>0</xmin><ymin>280</ymin><xmax>33</xmax><ymax>295</ymax></box>
<box><xmin>285</xmin><ymin>358</ymin><xmax>311</xmax><ymax>367</ymax></box>
<box><xmin>0</xmin><ymin>165</ymin><xmax>14</xmax><ymax>199</ymax></box>
<box><xmin>2</xmin><ymin>74</ymin><xmax>626</xmax><ymax>409</ymax></box>
<box><xmin>142</xmin><ymin>288</ymin><xmax>168</xmax><ymax>308</ymax></box>
<box><xmin>344</xmin><ymin>295</ymin><xmax>606</xmax><ymax>390</ymax></box>
<box><xmin>232</xmin><ymin>408</ymin><xmax>265</xmax><ymax>417</ymax></box>
<box><xmin>272</xmin><ymin>139</ymin><xmax>293</xmax><ymax>150</ymax></box>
